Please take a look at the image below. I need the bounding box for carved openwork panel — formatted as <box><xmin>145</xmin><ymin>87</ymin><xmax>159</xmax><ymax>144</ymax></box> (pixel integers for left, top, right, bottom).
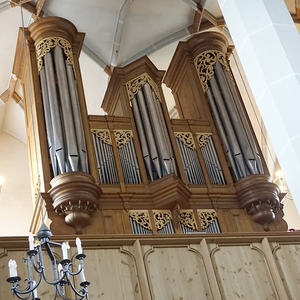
<box><xmin>197</xmin><ymin>209</ymin><xmax>217</xmax><ymax>230</ymax></box>
<box><xmin>194</xmin><ymin>50</ymin><xmax>230</xmax><ymax>92</ymax></box>
<box><xmin>129</xmin><ymin>210</ymin><xmax>152</xmax><ymax>231</ymax></box>
<box><xmin>113</xmin><ymin>130</ymin><xmax>133</xmax><ymax>148</ymax></box>
<box><xmin>153</xmin><ymin>210</ymin><xmax>173</xmax><ymax>230</ymax></box>
<box><xmin>35</xmin><ymin>37</ymin><xmax>74</xmax><ymax>72</ymax></box>
<box><xmin>196</xmin><ymin>133</ymin><xmax>212</xmax><ymax>148</ymax></box>
<box><xmin>91</xmin><ymin>129</ymin><xmax>112</xmax><ymax>145</ymax></box>
<box><xmin>126</xmin><ymin>72</ymin><xmax>161</xmax><ymax>101</ymax></box>
<box><xmin>174</xmin><ymin>132</ymin><xmax>195</xmax><ymax>149</ymax></box>
<box><xmin>178</xmin><ymin>210</ymin><xmax>197</xmax><ymax>231</ymax></box>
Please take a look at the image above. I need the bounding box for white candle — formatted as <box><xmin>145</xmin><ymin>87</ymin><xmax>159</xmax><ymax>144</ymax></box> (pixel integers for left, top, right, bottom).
<box><xmin>28</xmin><ymin>233</ymin><xmax>34</xmax><ymax>251</ymax></box>
<box><xmin>80</xmin><ymin>269</ymin><xmax>86</xmax><ymax>283</ymax></box>
<box><xmin>76</xmin><ymin>237</ymin><xmax>82</xmax><ymax>254</ymax></box>
<box><xmin>33</xmin><ymin>281</ymin><xmax>38</xmax><ymax>298</ymax></box>
<box><xmin>8</xmin><ymin>259</ymin><xmax>18</xmax><ymax>277</ymax></box>
<box><xmin>61</xmin><ymin>242</ymin><xmax>70</xmax><ymax>259</ymax></box>
<box><xmin>58</xmin><ymin>263</ymin><xmax>63</xmax><ymax>276</ymax></box>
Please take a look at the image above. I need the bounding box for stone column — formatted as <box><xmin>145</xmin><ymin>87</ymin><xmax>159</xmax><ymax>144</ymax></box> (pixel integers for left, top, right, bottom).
<box><xmin>218</xmin><ymin>0</ymin><xmax>300</xmax><ymax>212</ymax></box>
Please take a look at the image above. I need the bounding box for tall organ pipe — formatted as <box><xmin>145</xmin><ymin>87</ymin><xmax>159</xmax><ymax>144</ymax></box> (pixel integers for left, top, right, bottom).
<box><xmin>207</xmin><ymin>62</ymin><xmax>263</xmax><ymax>181</ymax></box>
<box><xmin>131</xmin><ymin>83</ymin><xmax>176</xmax><ymax>181</ymax></box>
<box><xmin>44</xmin><ymin>51</ymin><xmax>65</xmax><ymax>174</ymax></box>
<box><xmin>40</xmin><ymin>46</ymin><xmax>88</xmax><ymax>176</ymax></box>
<box><xmin>136</xmin><ymin>89</ymin><xmax>162</xmax><ymax>178</ymax></box>
<box><xmin>131</xmin><ymin>96</ymin><xmax>153</xmax><ymax>181</ymax></box>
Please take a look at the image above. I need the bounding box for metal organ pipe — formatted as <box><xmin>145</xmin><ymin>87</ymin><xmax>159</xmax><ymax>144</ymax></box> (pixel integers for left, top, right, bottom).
<box><xmin>40</xmin><ymin>67</ymin><xmax>56</xmax><ymax>176</ymax></box>
<box><xmin>136</xmin><ymin>89</ymin><xmax>162</xmax><ymax>178</ymax></box>
<box><xmin>65</xmin><ymin>63</ymin><xmax>88</xmax><ymax>173</ymax></box>
<box><xmin>131</xmin><ymin>81</ymin><xmax>176</xmax><ymax>181</ymax></box>
<box><xmin>40</xmin><ymin>45</ymin><xmax>89</xmax><ymax>177</ymax></box>
<box><xmin>207</xmin><ymin>61</ymin><xmax>264</xmax><ymax>181</ymax></box>
<box><xmin>131</xmin><ymin>96</ymin><xmax>154</xmax><ymax>181</ymax></box>
<box><xmin>44</xmin><ymin>51</ymin><xmax>65</xmax><ymax>174</ymax></box>
<box><xmin>54</xmin><ymin>46</ymin><xmax>79</xmax><ymax>172</ymax></box>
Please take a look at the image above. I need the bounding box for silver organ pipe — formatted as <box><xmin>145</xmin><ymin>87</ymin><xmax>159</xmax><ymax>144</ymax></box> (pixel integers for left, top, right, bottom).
<box><xmin>197</xmin><ymin>134</ymin><xmax>226</xmax><ymax>184</ymax></box>
<box><xmin>39</xmin><ymin>45</ymin><xmax>88</xmax><ymax>176</ymax></box>
<box><xmin>174</xmin><ymin>132</ymin><xmax>205</xmax><ymax>184</ymax></box>
<box><xmin>114</xmin><ymin>130</ymin><xmax>141</xmax><ymax>184</ymax></box>
<box><xmin>207</xmin><ymin>61</ymin><xmax>263</xmax><ymax>181</ymax></box>
<box><xmin>129</xmin><ymin>76</ymin><xmax>176</xmax><ymax>181</ymax></box>
<box><xmin>91</xmin><ymin>130</ymin><xmax>119</xmax><ymax>184</ymax></box>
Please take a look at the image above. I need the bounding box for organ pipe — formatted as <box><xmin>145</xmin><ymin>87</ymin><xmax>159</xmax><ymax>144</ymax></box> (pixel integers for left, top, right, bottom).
<box><xmin>39</xmin><ymin>44</ymin><xmax>88</xmax><ymax>176</ymax></box>
<box><xmin>128</xmin><ymin>75</ymin><xmax>176</xmax><ymax>181</ymax></box>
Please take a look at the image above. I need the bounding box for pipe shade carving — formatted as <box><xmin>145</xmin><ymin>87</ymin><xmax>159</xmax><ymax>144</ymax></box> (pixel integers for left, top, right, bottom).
<box><xmin>194</xmin><ymin>50</ymin><xmax>230</xmax><ymax>93</ymax></box>
<box><xmin>36</xmin><ymin>37</ymin><xmax>74</xmax><ymax>72</ymax></box>
<box><xmin>129</xmin><ymin>78</ymin><xmax>176</xmax><ymax>181</ymax></box>
<box><xmin>40</xmin><ymin>45</ymin><xmax>88</xmax><ymax>177</ymax></box>
<box><xmin>194</xmin><ymin>53</ymin><xmax>264</xmax><ymax>181</ymax></box>
<box><xmin>197</xmin><ymin>209</ymin><xmax>221</xmax><ymax>233</ymax></box>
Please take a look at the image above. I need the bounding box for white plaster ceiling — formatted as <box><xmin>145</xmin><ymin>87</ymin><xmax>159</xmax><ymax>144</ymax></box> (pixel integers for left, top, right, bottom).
<box><xmin>0</xmin><ymin>0</ymin><xmax>298</xmax><ymax>140</ymax></box>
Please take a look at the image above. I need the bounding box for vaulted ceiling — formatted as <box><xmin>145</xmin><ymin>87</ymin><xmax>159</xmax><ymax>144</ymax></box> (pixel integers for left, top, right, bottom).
<box><xmin>0</xmin><ymin>0</ymin><xmax>299</xmax><ymax>142</ymax></box>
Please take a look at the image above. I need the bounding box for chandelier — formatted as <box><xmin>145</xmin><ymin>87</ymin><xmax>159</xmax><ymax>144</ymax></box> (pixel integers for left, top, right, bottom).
<box><xmin>7</xmin><ymin>224</ymin><xmax>90</xmax><ymax>300</ymax></box>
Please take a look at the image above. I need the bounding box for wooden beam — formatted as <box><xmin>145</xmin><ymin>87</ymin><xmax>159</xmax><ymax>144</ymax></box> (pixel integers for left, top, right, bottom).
<box><xmin>32</xmin><ymin>0</ymin><xmax>46</xmax><ymax>20</ymax></box>
<box><xmin>10</xmin><ymin>0</ymin><xmax>32</xmax><ymax>6</ymax></box>
<box><xmin>10</xmin><ymin>0</ymin><xmax>46</xmax><ymax>19</ymax></box>
<box><xmin>292</xmin><ymin>7</ymin><xmax>300</xmax><ymax>23</ymax></box>
<box><xmin>202</xmin><ymin>9</ymin><xmax>224</xmax><ymax>26</ymax></box>
<box><xmin>10</xmin><ymin>0</ymin><xmax>36</xmax><ymax>14</ymax></box>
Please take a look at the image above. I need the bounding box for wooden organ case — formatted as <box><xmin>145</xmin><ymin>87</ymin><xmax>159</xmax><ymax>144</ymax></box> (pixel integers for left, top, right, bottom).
<box><xmin>14</xmin><ymin>17</ymin><xmax>287</xmax><ymax>235</ymax></box>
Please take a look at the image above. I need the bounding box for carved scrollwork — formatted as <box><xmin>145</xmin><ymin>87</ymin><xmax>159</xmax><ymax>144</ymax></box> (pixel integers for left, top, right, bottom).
<box><xmin>178</xmin><ymin>209</ymin><xmax>197</xmax><ymax>230</ymax></box>
<box><xmin>196</xmin><ymin>133</ymin><xmax>212</xmax><ymax>148</ymax></box>
<box><xmin>194</xmin><ymin>50</ymin><xmax>230</xmax><ymax>92</ymax></box>
<box><xmin>153</xmin><ymin>210</ymin><xmax>172</xmax><ymax>230</ymax></box>
<box><xmin>197</xmin><ymin>209</ymin><xmax>217</xmax><ymax>230</ymax></box>
<box><xmin>126</xmin><ymin>72</ymin><xmax>161</xmax><ymax>101</ymax></box>
<box><xmin>114</xmin><ymin>130</ymin><xmax>133</xmax><ymax>148</ymax></box>
<box><xmin>55</xmin><ymin>200</ymin><xmax>98</xmax><ymax>216</ymax></box>
<box><xmin>35</xmin><ymin>37</ymin><xmax>74</xmax><ymax>72</ymax></box>
<box><xmin>91</xmin><ymin>129</ymin><xmax>112</xmax><ymax>145</ymax></box>
<box><xmin>174</xmin><ymin>132</ymin><xmax>195</xmax><ymax>149</ymax></box>
<box><xmin>129</xmin><ymin>210</ymin><xmax>152</xmax><ymax>230</ymax></box>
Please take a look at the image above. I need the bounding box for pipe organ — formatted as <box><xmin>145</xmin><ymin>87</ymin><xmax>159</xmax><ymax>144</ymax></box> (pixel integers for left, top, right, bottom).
<box><xmin>128</xmin><ymin>75</ymin><xmax>177</xmax><ymax>181</ymax></box>
<box><xmin>14</xmin><ymin>16</ymin><xmax>287</xmax><ymax>235</ymax></box>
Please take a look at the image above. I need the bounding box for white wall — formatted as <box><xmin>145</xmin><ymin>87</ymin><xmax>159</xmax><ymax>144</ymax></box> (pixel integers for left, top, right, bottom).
<box><xmin>0</xmin><ymin>132</ymin><xmax>32</xmax><ymax>236</ymax></box>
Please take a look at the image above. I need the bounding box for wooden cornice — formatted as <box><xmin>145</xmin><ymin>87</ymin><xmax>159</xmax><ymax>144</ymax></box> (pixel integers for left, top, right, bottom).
<box><xmin>164</xmin><ymin>31</ymin><xmax>229</xmax><ymax>90</ymax></box>
<box><xmin>101</xmin><ymin>56</ymin><xmax>165</xmax><ymax>113</ymax></box>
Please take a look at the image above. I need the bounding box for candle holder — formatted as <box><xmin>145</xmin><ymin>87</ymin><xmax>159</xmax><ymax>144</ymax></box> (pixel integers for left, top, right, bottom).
<box><xmin>7</xmin><ymin>224</ymin><xmax>90</xmax><ymax>300</ymax></box>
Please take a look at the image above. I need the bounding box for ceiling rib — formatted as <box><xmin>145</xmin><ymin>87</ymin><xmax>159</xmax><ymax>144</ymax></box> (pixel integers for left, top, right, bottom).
<box><xmin>0</xmin><ymin>1</ymin><xmax>10</xmax><ymax>12</ymax></box>
<box><xmin>110</xmin><ymin>0</ymin><xmax>133</xmax><ymax>66</ymax></box>
<box><xmin>82</xmin><ymin>44</ymin><xmax>108</xmax><ymax>69</ymax></box>
<box><xmin>181</xmin><ymin>0</ymin><xmax>200</xmax><ymax>11</ymax></box>
<box><xmin>120</xmin><ymin>27</ymin><xmax>191</xmax><ymax>67</ymax></box>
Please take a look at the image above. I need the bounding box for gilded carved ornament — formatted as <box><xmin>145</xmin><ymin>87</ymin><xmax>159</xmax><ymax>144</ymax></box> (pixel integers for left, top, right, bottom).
<box><xmin>113</xmin><ymin>130</ymin><xmax>133</xmax><ymax>148</ymax></box>
<box><xmin>178</xmin><ymin>209</ymin><xmax>197</xmax><ymax>230</ymax></box>
<box><xmin>197</xmin><ymin>209</ymin><xmax>217</xmax><ymax>230</ymax></box>
<box><xmin>196</xmin><ymin>133</ymin><xmax>212</xmax><ymax>148</ymax></box>
<box><xmin>35</xmin><ymin>37</ymin><xmax>74</xmax><ymax>72</ymax></box>
<box><xmin>126</xmin><ymin>73</ymin><xmax>161</xmax><ymax>101</ymax></box>
<box><xmin>153</xmin><ymin>210</ymin><xmax>172</xmax><ymax>230</ymax></box>
<box><xmin>91</xmin><ymin>129</ymin><xmax>112</xmax><ymax>145</ymax></box>
<box><xmin>174</xmin><ymin>132</ymin><xmax>196</xmax><ymax>150</ymax></box>
<box><xmin>194</xmin><ymin>50</ymin><xmax>230</xmax><ymax>92</ymax></box>
<box><xmin>129</xmin><ymin>210</ymin><xmax>152</xmax><ymax>230</ymax></box>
